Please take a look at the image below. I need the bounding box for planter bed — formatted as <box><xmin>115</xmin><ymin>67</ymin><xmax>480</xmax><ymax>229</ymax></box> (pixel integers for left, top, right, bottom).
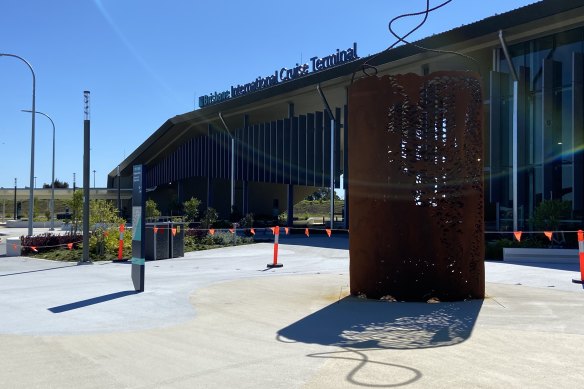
<box><xmin>503</xmin><ymin>248</ymin><xmax>578</xmax><ymax>264</ymax></box>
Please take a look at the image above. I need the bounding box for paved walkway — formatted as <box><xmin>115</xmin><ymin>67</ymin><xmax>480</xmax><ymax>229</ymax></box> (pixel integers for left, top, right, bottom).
<box><xmin>0</xmin><ymin>236</ymin><xmax>583</xmax><ymax>388</ymax></box>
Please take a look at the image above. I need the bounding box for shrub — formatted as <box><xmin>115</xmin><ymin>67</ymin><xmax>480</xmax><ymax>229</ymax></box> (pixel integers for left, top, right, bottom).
<box><xmin>89</xmin><ymin>225</ymin><xmax>131</xmax><ymax>259</ymax></box>
<box><xmin>183</xmin><ymin>197</ymin><xmax>201</xmax><ymax>222</ymax></box>
<box><xmin>530</xmin><ymin>200</ymin><xmax>571</xmax><ymax>231</ymax></box>
<box><xmin>146</xmin><ymin>199</ymin><xmax>161</xmax><ymax>219</ymax></box>
<box><xmin>21</xmin><ymin>233</ymin><xmax>82</xmax><ymax>255</ymax></box>
<box><xmin>201</xmin><ymin>208</ymin><xmax>218</xmax><ymax>228</ymax></box>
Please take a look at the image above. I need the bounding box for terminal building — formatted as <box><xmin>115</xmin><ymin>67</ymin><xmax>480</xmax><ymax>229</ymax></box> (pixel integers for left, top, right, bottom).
<box><xmin>108</xmin><ymin>0</ymin><xmax>584</xmax><ymax>230</ymax></box>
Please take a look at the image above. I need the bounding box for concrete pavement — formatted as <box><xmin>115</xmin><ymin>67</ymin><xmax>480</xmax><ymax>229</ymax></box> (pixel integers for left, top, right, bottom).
<box><xmin>0</xmin><ymin>235</ymin><xmax>583</xmax><ymax>388</ymax></box>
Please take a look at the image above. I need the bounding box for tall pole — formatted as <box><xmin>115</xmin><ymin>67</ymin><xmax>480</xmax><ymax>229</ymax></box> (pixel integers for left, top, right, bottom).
<box><xmin>0</xmin><ymin>53</ymin><xmax>35</xmax><ymax>236</ymax></box>
<box><xmin>93</xmin><ymin>170</ymin><xmax>96</xmax><ymax>189</ymax></box>
<box><xmin>22</xmin><ymin>109</ymin><xmax>56</xmax><ymax>231</ymax></box>
<box><xmin>117</xmin><ymin>165</ymin><xmax>121</xmax><ymax>215</ymax></box>
<box><xmin>330</xmin><ymin>116</ymin><xmax>335</xmax><ymax>230</ymax></box>
<box><xmin>218</xmin><ymin>112</ymin><xmax>235</xmax><ymax>214</ymax></box>
<box><xmin>82</xmin><ymin>91</ymin><xmax>91</xmax><ymax>263</ymax></box>
<box><xmin>13</xmin><ymin>178</ymin><xmax>17</xmax><ymax>219</ymax></box>
<box><xmin>316</xmin><ymin>84</ymin><xmax>335</xmax><ymax>230</ymax></box>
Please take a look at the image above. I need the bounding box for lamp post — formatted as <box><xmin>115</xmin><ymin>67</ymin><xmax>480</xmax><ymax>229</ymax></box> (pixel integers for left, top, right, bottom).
<box><xmin>0</xmin><ymin>53</ymin><xmax>36</xmax><ymax>236</ymax></box>
<box><xmin>93</xmin><ymin>169</ymin><xmax>96</xmax><ymax>189</ymax></box>
<box><xmin>21</xmin><ymin>109</ymin><xmax>56</xmax><ymax>230</ymax></box>
<box><xmin>13</xmin><ymin>178</ymin><xmax>17</xmax><ymax>219</ymax></box>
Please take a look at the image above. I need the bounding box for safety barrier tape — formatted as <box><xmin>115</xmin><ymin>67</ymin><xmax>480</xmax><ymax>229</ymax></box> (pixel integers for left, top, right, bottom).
<box><xmin>15</xmin><ymin>225</ymin><xmax>584</xmax><ymax>250</ymax></box>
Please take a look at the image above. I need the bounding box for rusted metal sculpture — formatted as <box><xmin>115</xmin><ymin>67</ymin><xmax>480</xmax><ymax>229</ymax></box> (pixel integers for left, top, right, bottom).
<box><xmin>348</xmin><ymin>72</ymin><xmax>484</xmax><ymax>301</ymax></box>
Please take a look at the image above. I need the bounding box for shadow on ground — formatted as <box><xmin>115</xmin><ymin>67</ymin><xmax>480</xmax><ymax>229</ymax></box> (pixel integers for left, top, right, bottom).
<box><xmin>277</xmin><ymin>296</ymin><xmax>482</xmax><ymax>349</ymax></box>
<box><xmin>48</xmin><ymin>290</ymin><xmax>139</xmax><ymax>313</ymax></box>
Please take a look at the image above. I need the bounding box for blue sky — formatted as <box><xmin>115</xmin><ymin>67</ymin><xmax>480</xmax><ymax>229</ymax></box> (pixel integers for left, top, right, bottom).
<box><xmin>0</xmin><ymin>0</ymin><xmax>537</xmax><ymax>189</ymax></box>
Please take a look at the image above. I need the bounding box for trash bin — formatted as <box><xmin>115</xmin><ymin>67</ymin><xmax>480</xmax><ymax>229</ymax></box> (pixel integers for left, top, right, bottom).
<box><xmin>145</xmin><ymin>222</ymin><xmax>170</xmax><ymax>260</ymax></box>
<box><xmin>169</xmin><ymin>222</ymin><xmax>185</xmax><ymax>258</ymax></box>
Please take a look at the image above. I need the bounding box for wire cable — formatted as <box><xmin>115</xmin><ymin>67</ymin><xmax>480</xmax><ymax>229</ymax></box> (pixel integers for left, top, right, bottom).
<box><xmin>352</xmin><ymin>0</ymin><xmax>480</xmax><ymax>83</ymax></box>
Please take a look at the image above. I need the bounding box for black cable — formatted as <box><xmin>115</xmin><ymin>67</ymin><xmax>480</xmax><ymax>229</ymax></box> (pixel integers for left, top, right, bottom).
<box><xmin>352</xmin><ymin>0</ymin><xmax>480</xmax><ymax>83</ymax></box>
<box><xmin>388</xmin><ymin>1</ymin><xmax>480</xmax><ymax>72</ymax></box>
<box><xmin>352</xmin><ymin>0</ymin><xmax>435</xmax><ymax>82</ymax></box>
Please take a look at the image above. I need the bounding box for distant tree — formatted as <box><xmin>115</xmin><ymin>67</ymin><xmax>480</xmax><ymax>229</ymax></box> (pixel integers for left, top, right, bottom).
<box><xmin>43</xmin><ymin>179</ymin><xmax>69</xmax><ymax>189</ymax></box>
<box><xmin>305</xmin><ymin>187</ymin><xmax>341</xmax><ymax>201</ymax></box>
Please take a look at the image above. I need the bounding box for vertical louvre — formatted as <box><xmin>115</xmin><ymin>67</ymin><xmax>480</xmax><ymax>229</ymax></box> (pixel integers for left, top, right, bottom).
<box><xmin>573</xmin><ymin>52</ymin><xmax>584</xmax><ymax>212</ymax></box>
<box><xmin>299</xmin><ymin>115</ymin><xmax>307</xmax><ymax>186</ymax></box>
<box><xmin>323</xmin><ymin>110</ymin><xmax>332</xmax><ymax>187</ymax></box>
<box><xmin>315</xmin><ymin>111</ymin><xmax>324</xmax><ymax>187</ymax></box>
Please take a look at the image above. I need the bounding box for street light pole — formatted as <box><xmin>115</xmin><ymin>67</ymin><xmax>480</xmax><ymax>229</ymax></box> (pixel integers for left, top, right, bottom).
<box><xmin>93</xmin><ymin>169</ymin><xmax>96</xmax><ymax>189</ymax></box>
<box><xmin>13</xmin><ymin>178</ymin><xmax>17</xmax><ymax>219</ymax></box>
<box><xmin>21</xmin><ymin>109</ymin><xmax>56</xmax><ymax>230</ymax></box>
<box><xmin>0</xmin><ymin>53</ymin><xmax>36</xmax><ymax>236</ymax></box>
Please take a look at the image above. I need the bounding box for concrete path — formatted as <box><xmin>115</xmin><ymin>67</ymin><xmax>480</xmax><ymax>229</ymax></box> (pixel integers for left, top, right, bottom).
<box><xmin>0</xmin><ymin>236</ymin><xmax>583</xmax><ymax>388</ymax></box>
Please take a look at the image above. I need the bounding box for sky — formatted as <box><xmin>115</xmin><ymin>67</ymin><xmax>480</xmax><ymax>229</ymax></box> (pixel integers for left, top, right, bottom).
<box><xmin>0</xmin><ymin>0</ymin><xmax>539</xmax><ymax>189</ymax></box>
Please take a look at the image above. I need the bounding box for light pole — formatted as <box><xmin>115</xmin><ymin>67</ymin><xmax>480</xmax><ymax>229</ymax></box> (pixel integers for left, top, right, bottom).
<box><xmin>13</xmin><ymin>178</ymin><xmax>17</xmax><ymax>219</ymax></box>
<box><xmin>93</xmin><ymin>169</ymin><xmax>96</xmax><ymax>189</ymax></box>
<box><xmin>21</xmin><ymin>109</ymin><xmax>56</xmax><ymax>230</ymax></box>
<box><xmin>0</xmin><ymin>53</ymin><xmax>36</xmax><ymax>236</ymax></box>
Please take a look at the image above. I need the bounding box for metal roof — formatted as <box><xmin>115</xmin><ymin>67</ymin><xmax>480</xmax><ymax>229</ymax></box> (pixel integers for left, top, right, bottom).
<box><xmin>109</xmin><ymin>0</ymin><xmax>584</xmax><ymax>179</ymax></box>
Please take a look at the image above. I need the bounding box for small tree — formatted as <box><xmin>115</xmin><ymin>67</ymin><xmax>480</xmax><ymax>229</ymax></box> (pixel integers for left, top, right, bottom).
<box><xmin>530</xmin><ymin>200</ymin><xmax>571</xmax><ymax>231</ymax></box>
<box><xmin>201</xmin><ymin>207</ymin><xmax>218</xmax><ymax>229</ymax></box>
<box><xmin>305</xmin><ymin>187</ymin><xmax>341</xmax><ymax>201</ymax></box>
<box><xmin>89</xmin><ymin>199</ymin><xmax>124</xmax><ymax>256</ymax></box>
<box><xmin>145</xmin><ymin>199</ymin><xmax>161</xmax><ymax>220</ymax></box>
<box><xmin>33</xmin><ymin>196</ymin><xmax>41</xmax><ymax>221</ymax></box>
<box><xmin>65</xmin><ymin>190</ymin><xmax>83</xmax><ymax>235</ymax></box>
<box><xmin>183</xmin><ymin>197</ymin><xmax>201</xmax><ymax>222</ymax></box>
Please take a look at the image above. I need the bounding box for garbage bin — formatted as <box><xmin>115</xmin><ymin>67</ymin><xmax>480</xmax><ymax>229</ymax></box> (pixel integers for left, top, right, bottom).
<box><xmin>169</xmin><ymin>222</ymin><xmax>185</xmax><ymax>258</ymax></box>
<box><xmin>145</xmin><ymin>222</ymin><xmax>170</xmax><ymax>260</ymax></box>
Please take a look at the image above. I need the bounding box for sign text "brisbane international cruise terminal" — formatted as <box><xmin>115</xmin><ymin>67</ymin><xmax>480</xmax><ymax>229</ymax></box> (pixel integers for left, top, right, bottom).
<box><xmin>198</xmin><ymin>42</ymin><xmax>359</xmax><ymax>108</ymax></box>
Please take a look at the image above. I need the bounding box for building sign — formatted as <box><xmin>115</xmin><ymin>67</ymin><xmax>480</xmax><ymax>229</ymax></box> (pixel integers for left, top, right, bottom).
<box><xmin>199</xmin><ymin>42</ymin><xmax>359</xmax><ymax>108</ymax></box>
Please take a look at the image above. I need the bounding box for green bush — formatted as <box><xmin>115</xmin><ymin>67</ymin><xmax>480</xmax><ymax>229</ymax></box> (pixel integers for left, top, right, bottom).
<box><xmin>183</xmin><ymin>197</ymin><xmax>201</xmax><ymax>222</ymax></box>
<box><xmin>89</xmin><ymin>226</ymin><xmax>132</xmax><ymax>259</ymax></box>
<box><xmin>146</xmin><ymin>199</ymin><xmax>161</xmax><ymax>219</ymax></box>
<box><xmin>201</xmin><ymin>207</ymin><xmax>218</xmax><ymax>228</ymax></box>
<box><xmin>529</xmin><ymin>200</ymin><xmax>571</xmax><ymax>230</ymax></box>
<box><xmin>184</xmin><ymin>229</ymin><xmax>253</xmax><ymax>252</ymax></box>
<box><xmin>486</xmin><ymin>237</ymin><xmax>548</xmax><ymax>260</ymax></box>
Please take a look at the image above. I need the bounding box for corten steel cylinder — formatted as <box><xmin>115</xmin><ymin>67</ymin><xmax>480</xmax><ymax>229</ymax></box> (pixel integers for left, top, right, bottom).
<box><xmin>348</xmin><ymin>72</ymin><xmax>484</xmax><ymax>301</ymax></box>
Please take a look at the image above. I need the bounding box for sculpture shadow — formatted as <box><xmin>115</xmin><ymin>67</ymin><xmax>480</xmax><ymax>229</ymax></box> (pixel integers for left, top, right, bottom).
<box><xmin>278</xmin><ymin>296</ymin><xmax>482</xmax><ymax>350</ymax></box>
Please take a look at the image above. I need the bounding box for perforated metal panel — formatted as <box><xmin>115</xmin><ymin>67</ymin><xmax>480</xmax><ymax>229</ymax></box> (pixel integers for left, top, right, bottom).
<box><xmin>348</xmin><ymin>72</ymin><xmax>484</xmax><ymax>301</ymax></box>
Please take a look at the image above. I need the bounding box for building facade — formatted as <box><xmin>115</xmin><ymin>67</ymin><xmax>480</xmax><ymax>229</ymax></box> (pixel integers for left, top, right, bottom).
<box><xmin>108</xmin><ymin>0</ymin><xmax>584</xmax><ymax>230</ymax></box>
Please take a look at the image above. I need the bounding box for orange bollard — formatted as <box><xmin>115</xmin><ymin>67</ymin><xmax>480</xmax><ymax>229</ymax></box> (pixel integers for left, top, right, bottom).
<box><xmin>573</xmin><ymin>230</ymin><xmax>584</xmax><ymax>284</ymax></box>
<box><xmin>117</xmin><ymin>224</ymin><xmax>125</xmax><ymax>261</ymax></box>
<box><xmin>267</xmin><ymin>225</ymin><xmax>283</xmax><ymax>268</ymax></box>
